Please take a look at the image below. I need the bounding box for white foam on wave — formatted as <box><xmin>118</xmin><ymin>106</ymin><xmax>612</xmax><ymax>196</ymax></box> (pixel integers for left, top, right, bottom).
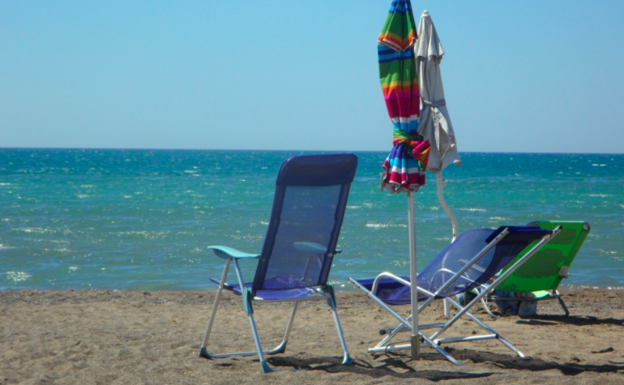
<box><xmin>459</xmin><ymin>208</ymin><xmax>487</xmax><ymax>212</ymax></box>
<box><xmin>392</xmin><ymin>260</ymin><xmax>409</xmax><ymax>268</ymax></box>
<box><xmin>366</xmin><ymin>223</ymin><xmax>407</xmax><ymax>229</ymax></box>
<box><xmin>6</xmin><ymin>271</ymin><xmax>32</xmax><ymax>283</ymax></box>
<box><xmin>13</xmin><ymin>227</ymin><xmax>52</xmax><ymax>234</ymax></box>
<box><xmin>122</xmin><ymin>230</ymin><xmax>169</xmax><ymax>240</ymax></box>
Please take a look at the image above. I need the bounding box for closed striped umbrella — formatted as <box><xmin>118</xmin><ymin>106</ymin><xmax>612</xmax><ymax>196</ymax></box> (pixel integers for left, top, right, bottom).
<box><xmin>379</xmin><ymin>0</ymin><xmax>430</xmax><ymax>193</ymax></box>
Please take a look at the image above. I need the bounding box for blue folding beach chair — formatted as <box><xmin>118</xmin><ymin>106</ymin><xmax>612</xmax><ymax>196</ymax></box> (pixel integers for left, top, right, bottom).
<box><xmin>199</xmin><ymin>154</ymin><xmax>358</xmax><ymax>373</ymax></box>
<box><xmin>349</xmin><ymin>225</ymin><xmax>560</xmax><ymax>365</ymax></box>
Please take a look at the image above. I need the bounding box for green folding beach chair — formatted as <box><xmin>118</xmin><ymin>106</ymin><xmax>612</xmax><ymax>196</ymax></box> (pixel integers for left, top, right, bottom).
<box><xmin>489</xmin><ymin>221</ymin><xmax>590</xmax><ymax>316</ymax></box>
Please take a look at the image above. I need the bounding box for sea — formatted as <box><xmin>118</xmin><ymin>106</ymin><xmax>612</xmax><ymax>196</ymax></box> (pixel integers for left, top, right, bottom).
<box><xmin>1</xmin><ymin>148</ymin><xmax>622</xmax><ymax>291</ymax></box>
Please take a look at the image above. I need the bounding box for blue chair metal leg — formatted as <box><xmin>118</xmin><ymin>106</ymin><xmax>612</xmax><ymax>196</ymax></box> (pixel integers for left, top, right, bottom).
<box><xmin>199</xmin><ymin>259</ymin><xmax>231</xmax><ymax>358</ymax></box>
<box><xmin>327</xmin><ymin>295</ymin><xmax>352</xmax><ymax>365</ymax></box>
<box><xmin>247</xmin><ymin>311</ymin><xmax>276</xmax><ymax>373</ymax></box>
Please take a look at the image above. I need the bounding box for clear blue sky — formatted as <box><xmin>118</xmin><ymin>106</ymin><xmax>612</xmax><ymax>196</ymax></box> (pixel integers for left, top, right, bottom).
<box><xmin>1</xmin><ymin>1</ymin><xmax>623</xmax><ymax>153</ymax></box>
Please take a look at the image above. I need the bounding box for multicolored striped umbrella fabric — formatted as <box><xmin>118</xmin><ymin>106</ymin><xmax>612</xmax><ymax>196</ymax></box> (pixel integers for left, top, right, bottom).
<box><xmin>379</xmin><ymin>0</ymin><xmax>430</xmax><ymax>193</ymax></box>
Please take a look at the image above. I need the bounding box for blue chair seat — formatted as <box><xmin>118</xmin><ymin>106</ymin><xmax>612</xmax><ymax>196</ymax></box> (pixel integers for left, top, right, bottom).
<box><xmin>209</xmin><ymin>275</ymin><xmax>319</xmax><ymax>300</ymax></box>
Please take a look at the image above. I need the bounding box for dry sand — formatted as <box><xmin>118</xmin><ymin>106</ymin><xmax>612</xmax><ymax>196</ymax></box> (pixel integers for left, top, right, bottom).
<box><xmin>1</xmin><ymin>289</ymin><xmax>623</xmax><ymax>384</ymax></box>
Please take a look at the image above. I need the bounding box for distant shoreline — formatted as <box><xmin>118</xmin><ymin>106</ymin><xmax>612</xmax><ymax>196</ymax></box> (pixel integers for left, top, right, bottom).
<box><xmin>2</xmin><ymin>147</ymin><xmax>624</xmax><ymax>156</ymax></box>
<box><xmin>3</xmin><ymin>284</ymin><xmax>624</xmax><ymax>293</ymax></box>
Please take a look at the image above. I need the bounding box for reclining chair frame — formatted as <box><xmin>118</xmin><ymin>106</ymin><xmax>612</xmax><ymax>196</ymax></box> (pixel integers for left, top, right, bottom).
<box><xmin>350</xmin><ymin>225</ymin><xmax>561</xmax><ymax>366</ymax></box>
<box><xmin>199</xmin><ymin>249</ymin><xmax>351</xmax><ymax>373</ymax></box>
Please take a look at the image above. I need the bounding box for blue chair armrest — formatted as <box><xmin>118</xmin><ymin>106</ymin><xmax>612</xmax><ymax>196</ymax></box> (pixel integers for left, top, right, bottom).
<box><xmin>208</xmin><ymin>245</ymin><xmax>261</xmax><ymax>260</ymax></box>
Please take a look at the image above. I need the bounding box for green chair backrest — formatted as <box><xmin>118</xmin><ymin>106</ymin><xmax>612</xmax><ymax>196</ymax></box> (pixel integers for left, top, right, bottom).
<box><xmin>494</xmin><ymin>221</ymin><xmax>590</xmax><ymax>293</ymax></box>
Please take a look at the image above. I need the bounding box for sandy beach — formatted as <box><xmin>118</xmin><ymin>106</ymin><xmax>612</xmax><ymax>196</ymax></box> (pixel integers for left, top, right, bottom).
<box><xmin>1</xmin><ymin>289</ymin><xmax>623</xmax><ymax>384</ymax></box>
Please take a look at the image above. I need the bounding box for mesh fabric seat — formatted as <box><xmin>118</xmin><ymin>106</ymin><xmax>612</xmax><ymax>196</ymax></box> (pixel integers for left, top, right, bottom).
<box><xmin>489</xmin><ymin>221</ymin><xmax>590</xmax><ymax>316</ymax></box>
<box><xmin>199</xmin><ymin>154</ymin><xmax>358</xmax><ymax>373</ymax></box>
<box><xmin>349</xmin><ymin>225</ymin><xmax>560</xmax><ymax>365</ymax></box>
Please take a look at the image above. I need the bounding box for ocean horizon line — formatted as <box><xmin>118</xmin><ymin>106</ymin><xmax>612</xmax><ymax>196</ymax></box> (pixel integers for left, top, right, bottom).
<box><xmin>1</xmin><ymin>147</ymin><xmax>623</xmax><ymax>157</ymax></box>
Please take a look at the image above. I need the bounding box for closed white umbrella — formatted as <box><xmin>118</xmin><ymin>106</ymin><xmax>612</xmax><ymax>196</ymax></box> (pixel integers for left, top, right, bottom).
<box><xmin>416</xmin><ymin>10</ymin><xmax>461</xmax><ymax>241</ymax></box>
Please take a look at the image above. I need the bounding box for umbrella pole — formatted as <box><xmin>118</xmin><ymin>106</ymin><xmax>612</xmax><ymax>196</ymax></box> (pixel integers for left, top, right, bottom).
<box><xmin>407</xmin><ymin>191</ymin><xmax>420</xmax><ymax>360</ymax></box>
<box><xmin>436</xmin><ymin>171</ymin><xmax>459</xmax><ymax>318</ymax></box>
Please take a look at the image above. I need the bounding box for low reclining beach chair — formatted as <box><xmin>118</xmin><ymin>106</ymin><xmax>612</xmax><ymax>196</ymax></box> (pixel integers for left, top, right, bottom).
<box><xmin>488</xmin><ymin>221</ymin><xmax>590</xmax><ymax>317</ymax></box>
<box><xmin>349</xmin><ymin>225</ymin><xmax>560</xmax><ymax>365</ymax></box>
<box><xmin>199</xmin><ymin>154</ymin><xmax>358</xmax><ymax>373</ymax></box>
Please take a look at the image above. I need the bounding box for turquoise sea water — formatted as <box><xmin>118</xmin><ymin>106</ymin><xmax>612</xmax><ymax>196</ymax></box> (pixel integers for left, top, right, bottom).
<box><xmin>1</xmin><ymin>148</ymin><xmax>623</xmax><ymax>291</ymax></box>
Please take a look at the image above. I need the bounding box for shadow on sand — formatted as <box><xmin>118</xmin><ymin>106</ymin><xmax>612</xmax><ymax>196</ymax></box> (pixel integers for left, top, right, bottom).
<box><xmin>448</xmin><ymin>348</ymin><xmax>624</xmax><ymax>375</ymax></box>
<box><xmin>515</xmin><ymin>314</ymin><xmax>624</xmax><ymax>327</ymax></box>
<box><xmin>268</xmin><ymin>346</ymin><xmax>624</xmax><ymax>380</ymax></box>
<box><xmin>268</xmin><ymin>354</ymin><xmax>494</xmax><ymax>381</ymax></box>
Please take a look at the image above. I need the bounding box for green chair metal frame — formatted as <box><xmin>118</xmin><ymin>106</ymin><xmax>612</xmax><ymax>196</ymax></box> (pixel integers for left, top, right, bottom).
<box><xmin>489</xmin><ymin>221</ymin><xmax>590</xmax><ymax>316</ymax></box>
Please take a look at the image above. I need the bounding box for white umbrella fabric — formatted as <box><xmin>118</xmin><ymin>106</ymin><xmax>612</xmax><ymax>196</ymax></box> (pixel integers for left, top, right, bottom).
<box><xmin>416</xmin><ymin>10</ymin><xmax>461</xmax><ymax>241</ymax></box>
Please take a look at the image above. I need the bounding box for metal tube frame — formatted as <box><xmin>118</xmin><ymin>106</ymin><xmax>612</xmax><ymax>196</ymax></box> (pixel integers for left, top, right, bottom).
<box><xmin>199</xmin><ymin>256</ymin><xmax>351</xmax><ymax>373</ymax></box>
<box><xmin>349</xmin><ymin>226</ymin><xmax>561</xmax><ymax>365</ymax></box>
<box><xmin>348</xmin><ymin>227</ymin><xmax>509</xmax><ymax>365</ymax></box>
<box><xmin>366</xmin><ymin>226</ymin><xmax>509</xmax><ymax>335</ymax></box>
<box><xmin>428</xmin><ymin>226</ymin><xmax>561</xmax><ymax>342</ymax></box>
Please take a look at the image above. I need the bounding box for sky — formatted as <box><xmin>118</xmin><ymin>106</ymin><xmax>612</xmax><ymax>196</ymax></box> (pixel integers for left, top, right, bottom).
<box><xmin>1</xmin><ymin>0</ymin><xmax>623</xmax><ymax>154</ymax></box>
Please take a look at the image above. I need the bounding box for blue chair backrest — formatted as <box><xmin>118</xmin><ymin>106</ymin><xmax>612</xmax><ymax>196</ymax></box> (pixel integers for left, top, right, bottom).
<box><xmin>252</xmin><ymin>154</ymin><xmax>358</xmax><ymax>291</ymax></box>
<box><xmin>419</xmin><ymin>226</ymin><xmax>553</xmax><ymax>298</ymax></box>
<box><xmin>355</xmin><ymin>226</ymin><xmax>553</xmax><ymax>305</ymax></box>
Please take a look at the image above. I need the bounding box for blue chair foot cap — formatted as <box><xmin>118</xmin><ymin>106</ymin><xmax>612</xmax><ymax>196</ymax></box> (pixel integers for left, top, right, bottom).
<box><xmin>260</xmin><ymin>360</ymin><xmax>276</xmax><ymax>373</ymax></box>
<box><xmin>198</xmin><ymin>346</ymin><xmax>213</xmax><ymax>359</ymax></box>
<box><xmin>342</xmin><ymin>353</ymin><xmax>353</xmax><ymax>365</ymax></box>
